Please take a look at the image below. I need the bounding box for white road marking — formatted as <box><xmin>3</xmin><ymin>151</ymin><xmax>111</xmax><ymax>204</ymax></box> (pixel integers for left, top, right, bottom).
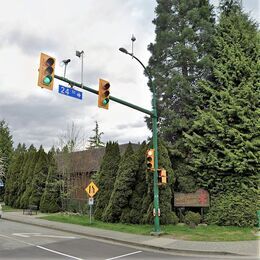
<box><xmin>0</xmin><ymin>234</ymin><xmax>34</xmax><ymax>246</ymax></box>
<box><xmin>105</xmin><ymin>250</ymin><xmax>142</xmax><ymax>260</ymax></box>
<box><xmin>1</xmin><ymin>233</ymin><xmax>82</xmax><ymax>259</ymax></box>
<box><xmin>12</xmin><ymin>233</ymin><xmax>76</xmax><ymax>239</ymax></box>
<box><xmin>12</xmin><ymin>233</ymin><xmax>41</xmax><ymax>237</ymax></box>
<box><xmin>37</xmin><ymin>245</ymin><xmax>83</xmax><ymax>260</ymax></box>
<box><xmin>34</xmin><ymin>234</ymin><xmax>76</xmax><ymax>239</ymax></box>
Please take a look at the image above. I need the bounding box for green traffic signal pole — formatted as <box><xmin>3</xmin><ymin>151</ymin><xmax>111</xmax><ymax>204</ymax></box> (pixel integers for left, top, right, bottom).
<box><xmin>54</xmin><ymin>75</ymin><xmax>152</xmax><ymax>116</ymax></box>
<box><xmin>54</xmin><ymin>51</ymin><xmax>161</xmax><ymax>234</ymax></box>
<box><xmin>118</xmin><ymin>48</ymin><xmax>160</xmax><ymax>234</ymax></box>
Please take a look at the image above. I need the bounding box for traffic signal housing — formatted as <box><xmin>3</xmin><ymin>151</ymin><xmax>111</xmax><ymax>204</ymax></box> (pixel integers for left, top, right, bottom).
<box><xmin>37</xmin><ymin>53</ymin><xmax>56</xmax><ymax>90</ymax></box>
<box><xmin>146</xmin><ymin>149</ymin><xmax>154</xmax><ymax>171</ymax></box>
<box><xmin>158</xmin><ymin>168</ymin><xmax>167</xmax><ymax>185</ymax></box>
<box><xmin>98</xmin><ymin>79</ymin><xmax>110</xmax><ymax>109</ymax></box>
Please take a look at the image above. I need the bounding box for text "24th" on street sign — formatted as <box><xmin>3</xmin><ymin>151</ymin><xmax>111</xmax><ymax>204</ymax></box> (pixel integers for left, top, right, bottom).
<box><xmin>58</xmin><ymin>85</ymin><xmax>83</xmax><ymax>100</ymax></box>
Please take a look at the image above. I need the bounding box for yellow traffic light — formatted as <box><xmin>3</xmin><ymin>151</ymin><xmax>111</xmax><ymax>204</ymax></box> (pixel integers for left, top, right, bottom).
<box><xmin>146</xmin><ymin>149</ymin><xmax>154</xmax><ymax>171</ymax></box>
<box><xmin>98</xmin><ymin>79</ymin><xmax>110</xmax><ymax>109</ymax></box>
<box><xmin>37</xmin><ymin>53</ymin><xmax>56</xmax><ymax>90</ymax></box>
<box><xmin>158</xmin><ymin>168</ymin><xmax>167</xmax><ymax>185</ymax></box>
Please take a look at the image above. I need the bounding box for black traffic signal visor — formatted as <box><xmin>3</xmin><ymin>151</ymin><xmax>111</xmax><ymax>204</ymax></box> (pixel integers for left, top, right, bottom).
<box><xmin>45</xmin><ymin>66</ymin><xmax>54</xmax><ymax>75</ymax></box>
<box><xmin>46</xmin><ymin>57</ymin><xmax>55</xmax><ymax>66</ymax></box>
<box><xmin>103</xmin><ymin>83</ymin><xmax>110</xmax><ymax>90</ymax></box>
<box><xmin>103</xmin><ymin>90</ymin><xmax>110</xmax><ymax>97</ymax></box>
<box><xmin>147</xmin><ymin>157</ymin><xmax>152</xmax><ymax>162</ymax></box>
<box><xmin>147</xmin><ymin>162</ymin><xmax>153</xmax><ymax>168</ymax></box>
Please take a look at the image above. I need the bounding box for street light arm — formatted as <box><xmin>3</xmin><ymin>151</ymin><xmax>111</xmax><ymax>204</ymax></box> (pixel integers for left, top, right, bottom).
<box><xmin>119</xmin><ymin>48</ymin><xmax>152</xmax><ymax>81</ymax></box>
<box><xmin>130</xmin><ymin>54</ymin><xmax>157</xmax><ymax>118</ymax></box>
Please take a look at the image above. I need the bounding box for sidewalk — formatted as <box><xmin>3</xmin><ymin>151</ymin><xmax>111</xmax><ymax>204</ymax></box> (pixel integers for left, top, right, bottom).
<box><xmin>2</xmin><ymin>211</ymin><xmax>259</xmax><ymax>258</ymax></box>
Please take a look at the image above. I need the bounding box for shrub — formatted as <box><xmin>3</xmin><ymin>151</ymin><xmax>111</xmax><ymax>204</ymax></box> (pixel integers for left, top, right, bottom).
<box><xmin>206</xmin><ymin>192</ymin><xmax>258</xmax><ymax>227</ymax></box>
<box><xmin>170</xmin><ymin>212</ymin><xmax>180</xmax><ymax>225</ymax></box>
<box><xmin>161</xmin><ymin>211</ymin><xmax>179</xmax><ymax>225</ymax></box>
<box><xmin>184</xmin><ymin>211</ymin><xmax>201</xmax><ymax>226</ymax></box>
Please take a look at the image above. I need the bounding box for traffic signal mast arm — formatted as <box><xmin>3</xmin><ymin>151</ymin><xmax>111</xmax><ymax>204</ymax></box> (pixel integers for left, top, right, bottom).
<box><xmin>54</xmin><ymin>74</ymin><xmax>153</xmax><ymax>117</ymax></box>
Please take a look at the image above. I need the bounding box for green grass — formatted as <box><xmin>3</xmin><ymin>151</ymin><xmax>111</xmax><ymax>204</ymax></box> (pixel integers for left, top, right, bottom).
<box><xmin>40</xmin><ymin>213</ymin><xmax>259</xmax><ymax>241</ymax></box>
<box><xmin>2</xmin><ymin>205</ymin><xmax>21</xmax><ymax>212</ymax></box>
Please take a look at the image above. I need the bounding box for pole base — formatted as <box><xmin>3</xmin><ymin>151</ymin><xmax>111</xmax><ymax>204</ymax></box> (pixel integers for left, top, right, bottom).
<box><xmin>150</xmin><ymin>231</ymin><xmax>164</xmax><ymax>236</ymax></box>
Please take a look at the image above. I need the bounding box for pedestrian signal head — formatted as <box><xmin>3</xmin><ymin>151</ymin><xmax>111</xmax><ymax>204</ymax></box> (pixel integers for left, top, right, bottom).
<box><xmin>158</xmin><ymin>168</ymin><xmax>167</xmax><ymax>185</ymax></box>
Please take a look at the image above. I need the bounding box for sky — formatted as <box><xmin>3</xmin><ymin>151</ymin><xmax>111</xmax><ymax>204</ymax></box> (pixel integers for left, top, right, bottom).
<box><xmin>0</xmin><ymin>0</ymin><xmax>259</xmax><ymax>151</ymax></box>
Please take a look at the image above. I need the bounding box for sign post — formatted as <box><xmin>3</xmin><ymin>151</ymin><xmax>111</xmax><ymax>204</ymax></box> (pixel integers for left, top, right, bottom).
<box><xmin>85</xmin><ymin>182</ymin><xmax>99</xmax><ymax>224</ymax></box>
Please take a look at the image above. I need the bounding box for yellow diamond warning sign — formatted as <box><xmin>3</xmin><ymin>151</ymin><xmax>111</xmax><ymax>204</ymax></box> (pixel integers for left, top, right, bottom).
<box><xmin>85</xmin><ymin>181</ymin><xmax>99</xmax><ymax>198</ymax></box>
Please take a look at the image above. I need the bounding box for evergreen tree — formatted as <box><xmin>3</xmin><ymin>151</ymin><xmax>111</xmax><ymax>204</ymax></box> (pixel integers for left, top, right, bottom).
<box><xmin>102</xmin><ymin>143</ymin><xmax>138</xmax><ymax>222</ymax></box>
<box><xmin>0</xmin><ymin>120</ymin><xmax>13</xmax><ymax>198</ymax></box>
<box><xmin>146</xmin><ymin>0</ymin><xmax>215</xmax><ymax>192</ymax></box>
<box><xmin>28</xmin><ymin>146</ymin><xmax>49</xmax><ymax>207</ymax></box>
<box><xmin>19</xmin><ymin>146</ymin><xmax>39</xmax><ymax>208</ymax></box>
<box><xmin>94</xmin><ymin>142</ymin><xmax>121</xmax><ymax>220</ymax></box>
<box><xmin>0</xmin><ymin>120</ymin><xmax>13</xmax><ymax>175</ymax></box>
<box><xmin>17</xmin><ymin>145</ymin><xmax>37</xmax><ymax>208</ymax></box>
<box><xmin>184</xmin><ymin>0</ymin><xmax>259</xmax><ymax>225</ymax></box>
<box><xmin>126</xmin><ymin>141</ymin><xmax>149</xmax><ymax>224</ymax></box>
<box><xmin>87</xmin><ymin>121</ymin><xmax>105</xmax><ymax>149</ymax></box>
<box><xmin>4</xmin><ymin>143</ymin><xmax>26</xmax><ymax>206</ymax></box>
<box><xmin>40</xmin><ymin>149</ymin><xmax>61</xmax><ymax>213</ymax></box>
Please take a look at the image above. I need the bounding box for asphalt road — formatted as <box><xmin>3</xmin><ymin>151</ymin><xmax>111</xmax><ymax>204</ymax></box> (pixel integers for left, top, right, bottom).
<box><xmin>0</xmin><ymin>220</ymin><xmax>257</xmax><ymax>260</ymax></box>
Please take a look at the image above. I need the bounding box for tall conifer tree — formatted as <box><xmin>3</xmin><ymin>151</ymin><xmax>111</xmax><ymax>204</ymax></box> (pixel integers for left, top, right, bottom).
<box><xmin>102</xmin><ymin>143</ymin><xmax>138</xmax><ymax>222</ymax></box>
<box><xmin>40</xmin><ymin>149</ymin><xmax>61</xmax><ymax>213</ymax></box>
<box><xmin>127</xmin><ymin>142</ymin><xmax>148</xmax><ymax>224</ymax></box>
<box><xmin>94</xmin><ymin>142</ymin><xmax>121</xmax><ymax>220</ymax></box>
<box><xmin>184</xmin><ymin>0</ymin><xmax>259</xmax><ymax>225</ymax></box>
<box><xmin>4</xmin><ymin>143</ymin><xmax>26</xmax><ymax>206</ymax></box>
<box><xmin>18</xmin><ymin>145</ymin><xmax>37</xmax><ymax>208</ymax></box>
<box><xmin>28</xmin><ymin>146</ymin><xmax>49</xmax><ymax>207</ymax></box>
<box><xmin>0</xmin><ymin>120</ymin><xmax>13</xmax><ymax>198</ymax></box>
<box><xmin>19</xmin><ymin>146</ymin><xmax>39</xmax><ymax>207</ymax></box>
<box><xmin>147</xmin><ymin>0</ymin><xmax>215</xmax><ymax>192</ymax></box>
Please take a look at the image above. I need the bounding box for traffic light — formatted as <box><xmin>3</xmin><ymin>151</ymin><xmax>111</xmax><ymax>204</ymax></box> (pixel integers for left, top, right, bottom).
<box><xmin>158</xmin><ymin>168</ymin><xmax>167</xmax><ymax>185</ymax></box>
<box><xmin>146</xmin><ymin>149</ymin><xmax>154</xmax><ymax>171</ymax></box>
<box><xmin>37</xmin><ymin>53</ymin><xmax>56</xmax><ymax>90</ymax></box>
<box><xmin>98</xmin><ymin>79</ymin><xmax>110</xmax><ymax>109</ymax></box>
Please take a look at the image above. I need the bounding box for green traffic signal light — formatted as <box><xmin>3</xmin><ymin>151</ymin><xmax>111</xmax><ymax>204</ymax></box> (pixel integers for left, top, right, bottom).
<box><xmin>103</xmin><ymin>98</ymin><xmax>109</xmax><ymax>105</ymax></box>
<box><xmin>43</xmin><ymin>75</ymin><xmax>52</xmax><ymax>85</ymax></box>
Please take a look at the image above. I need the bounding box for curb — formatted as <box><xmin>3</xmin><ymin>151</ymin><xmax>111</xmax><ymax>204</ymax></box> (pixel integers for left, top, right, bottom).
<box><xmin>2</xmin><ymin>216</ymin><xmax>249</xmax><ymax>257</ymax></box>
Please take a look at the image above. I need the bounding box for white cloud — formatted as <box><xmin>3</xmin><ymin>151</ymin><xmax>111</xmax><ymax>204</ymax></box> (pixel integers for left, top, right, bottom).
<box><xmin>0</xmin><ymin>0</ymin><xmax>259</xmax><ymax>150</ymax></box>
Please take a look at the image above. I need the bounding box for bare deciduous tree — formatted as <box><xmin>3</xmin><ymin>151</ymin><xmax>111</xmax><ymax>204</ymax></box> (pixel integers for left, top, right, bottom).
<box><xmin>55</xmin><ymin>121</ymin><xmax>87</xmax><ymax>211</ymax></box>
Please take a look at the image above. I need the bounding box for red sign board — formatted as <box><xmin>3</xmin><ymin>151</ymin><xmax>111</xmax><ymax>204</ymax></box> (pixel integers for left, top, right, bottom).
<box><xmin>174</xmin><ymin>189</ymin><xmax>210</xmax><ymax>207</ymax></box>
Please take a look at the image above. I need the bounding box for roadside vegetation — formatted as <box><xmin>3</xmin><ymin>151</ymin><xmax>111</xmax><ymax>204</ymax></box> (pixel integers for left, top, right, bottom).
<box><xmin>40</xmin><ymin>213</ymin><xmax>258</xmax><ymax>241</ymax></box>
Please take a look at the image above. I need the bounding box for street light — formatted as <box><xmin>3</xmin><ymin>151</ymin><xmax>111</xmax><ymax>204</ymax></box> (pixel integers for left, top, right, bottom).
<box><xmin>76</xmin><ymin>50</ymin><xmax>84</xmax><ymax>88</ymax></box>
<box><xmin>119</xmin><ymin>47</ymin><xmax>160</xmax><ymax>234</ymax></box>
<box><xmin>60</xmin><ymin>59</ymin><xmax>71</xmax><ymax>78</ymax></box>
